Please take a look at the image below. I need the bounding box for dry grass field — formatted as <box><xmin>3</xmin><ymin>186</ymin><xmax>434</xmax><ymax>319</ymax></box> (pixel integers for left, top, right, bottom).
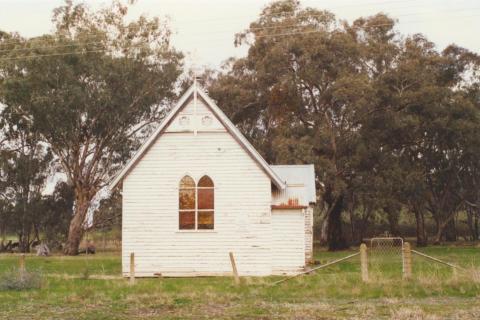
<box><xmin>0</xmin><ymin>245</ymin><xmax>479</xmax><ymax>319</ymax></box>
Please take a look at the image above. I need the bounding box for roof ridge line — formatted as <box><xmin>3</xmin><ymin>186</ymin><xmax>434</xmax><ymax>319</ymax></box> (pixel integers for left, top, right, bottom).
<box><xmin>109</xmin><ymin>83</ymin><xmax>286</xmax><ymax>190</ymax></box>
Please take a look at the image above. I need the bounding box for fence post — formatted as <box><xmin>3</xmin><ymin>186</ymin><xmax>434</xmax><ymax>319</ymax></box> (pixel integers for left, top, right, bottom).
<box><xmin>403</xmin><ymin>242</ymin><xmax>412</xmax><ymax>280</ymax></box>
<box><xmin>129</xmin><ymin>252</ymin><xmax>135</xmax><ymax>285</ymax></box>
<box><xmin>229</xmin><ymin>252</ymin><xmax>240</xmax><ymax>285</ymax></box>
<box><xmin>360</xmin><ymin>243</ymin><xmax>369</xmax><ymax>282</ymax></box>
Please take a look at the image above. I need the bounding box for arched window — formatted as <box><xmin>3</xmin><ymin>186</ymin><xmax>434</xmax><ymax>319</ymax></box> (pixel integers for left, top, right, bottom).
<box><xmin>179</xmin><ymin>176</ymin><xmax>195</xmax><ymax>229</ymax></box>
<box><xmin>178</xmin><ymin>175</ymin><xmax>214</xmax><ymax>230</ymax></box>
<box><xmin>197</xmin><ymin>176</ymin><xmax>214</xmax><ymax>229</ymax></box>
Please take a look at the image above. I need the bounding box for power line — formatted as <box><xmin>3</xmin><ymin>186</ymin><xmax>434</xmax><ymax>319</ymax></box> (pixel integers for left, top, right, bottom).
<box><xmin>168</xmin><ymin>0</ymin><xmax>473</xmax><ymax>27</ymax></box>
<box><xmin>0</xmin><ymin>1</ymin><xmax>477</xmax><ymax>48</ymax></box>
<box><xmin>0</xmin><ymin>33</ymin><xmax>107</xmax><ymax>47</ymax></box>
<box><xmin>276</xmin><ymin>0</ymin><xmax>451</xmax><ymax>11</ymax></box>
<box><xmin>182</xmin><ymin>13</ymin><xmax>480</xmax><ymax>42</ymax></box>
<box><xmin>0</xmin><ymin>41</ymin><xmax>105</xmax><ymax>53</ymax></box>
<box><xmin>0</xmin><ymin>49</ymin><xmax>106</xmax><ymax>62</ymax></box>
<box><xmin>184</xmin><ymin>6</ymin><xmax>480</xmax><ymax>32</ymax></box>
<box><xmin>0</xmin><ymin>12</ymin><xmax>478</xmax><ymax>61</ymax></box>
<box><xmin>177</xmin><ymin>14</ymin><xmax>479</xmax><ymax>42</ymax></box>
<box><xmin>1</xmin><ymin>8</ymin><xmax>477</xmax><ymax>54</ymax></box>
<box><xmin>170</xmin><ymin>0</ymin><xmax>435</xmax><ymax>25</ymax></box>
<box><xmin>180</xmin><ymin>12</ymin><xmax>480</xmax><ymax>42</ymax></box>
<box><xmin>0</xmin><ymin>40</ymin><xmax>168</xmax><ymax>62</ymax></box>
<box><xmin>1</xmin><ymin>3</ymin><xmax>478</xmax><ymax>50</ymax></box>
<box><xmin>0</xmin><ymin>32</ymin><xmax>167</xmax><ymax>50</ymax></box>
<box><xmin>245</xmin><ymin>6</ymin><xmax>480</xmax><ymax>32</ymax></box>
<box><xmin>0</xmin><ymin>30</ymin><xmax>165</xmax><ymax>48</ymax></box>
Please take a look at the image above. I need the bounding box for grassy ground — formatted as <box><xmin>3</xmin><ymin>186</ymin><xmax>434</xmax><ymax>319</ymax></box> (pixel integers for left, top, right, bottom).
<box><xmin>0</xmin><ymin>246</ymin><xmax>479</xmax><ymax>319</ymax></box>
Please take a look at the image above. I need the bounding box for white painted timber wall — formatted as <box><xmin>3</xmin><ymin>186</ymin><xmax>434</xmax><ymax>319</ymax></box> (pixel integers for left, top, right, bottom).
<box><xmin>271</xmin><ymin>209</ymin><xmax>306</xmax><ymax>274</ymax></box>
<box><xmin>122</xmin><ymin>103</ymin><xmax>272</xmax><ymax>276</ymax></box>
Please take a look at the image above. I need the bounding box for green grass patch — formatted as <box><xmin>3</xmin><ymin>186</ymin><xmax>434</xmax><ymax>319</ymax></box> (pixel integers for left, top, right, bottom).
<box><xmin>0</xmin><ymin>246</ymin><xmax>478</xmax><ymax>319</ymax></box>
<box><xmin>0</xmin><ymin>252</ymin><xmax>120</xmax><ymax>276</ymax></box>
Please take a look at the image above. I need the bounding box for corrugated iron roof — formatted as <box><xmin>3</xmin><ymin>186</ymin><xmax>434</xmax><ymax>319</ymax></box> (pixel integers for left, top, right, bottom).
<box><xmin>270</xmin><ymin>164</ymin><xmax>316</xmax><ymax>207</ymax></box>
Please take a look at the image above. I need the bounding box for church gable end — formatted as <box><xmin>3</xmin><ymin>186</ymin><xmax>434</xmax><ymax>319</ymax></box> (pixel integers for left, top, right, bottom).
<box><xmin>165</xmin><ymin>96</ymin><xmax>226</xmax><ymax>133</ymax></box>
<box><xmin>109</xmin><ymin>83</ymin><xmax>285</xmax><ymax>190</ymax></box>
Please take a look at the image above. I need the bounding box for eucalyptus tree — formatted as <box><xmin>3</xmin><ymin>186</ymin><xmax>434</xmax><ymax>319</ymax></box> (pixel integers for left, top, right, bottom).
<box><xmin>40</xmin><ymin>182</ymin><xmax>74</xmax><ymax>249</ymax></box>
<box><xmin>0</xmin><ymin>1</ymin><xmax>183</xmax><ymax>254</ymax></box>
<box><xmin>461</xmin><ymin>106</ymin><xmax>480</xmax><ymax>241</ymax></box>
<box><xmin>363</xmin><ymin>34</ymin><xmax>480</xmax><ymax>244</ymax></box>
<box><xmin>209</xmin><ymin>0</ymin><xmax>480</xmax><ymax>248</ymax></box>
<box><xmin>210</xmin><ymin>1</ymin><xmax>397</xmax><ymax>250</ymax></box>
<box><xmin>391</xmin><ymin>40</ymin><xmax>479</xmax><ymax>243</ymax></box>
<box><xmin>0</xmin><ymin>107</ymin><xmax>52</xmax><ymax>252</ymax></box>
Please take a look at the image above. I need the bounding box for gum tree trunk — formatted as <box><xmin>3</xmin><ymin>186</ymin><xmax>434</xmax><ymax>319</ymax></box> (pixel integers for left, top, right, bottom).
<box><xmin>433</xmin><ymin>211</ymin><xmax>458</xmax><ymax>245</ymax></box>
<box><xmin>318</xmin><ymin>212</ymin><xmax>329</xmax><ymax>246</ymax></box>
<box><xmin>444</xmin><ymin>218</ymin><xmax>457</xmax><ymax>242</ymax></box>
<box><xmin>326</xmin><ymin>194</ymin><xmax>348</xmax><ymax>251</ymax></box>
<box><xmin>414</xmin><ymin>208</ymin><xmax>428</xmax><ymax>247</ymax></box>
<box><xmin>384</xmin><ymin>205</ymin><xmax>400</xmax><ymax>236</ymax></box>
<box><xmin>64</xmin><ymin>191</ymin><xmax>91</xmax><ymax>255</ymax></box>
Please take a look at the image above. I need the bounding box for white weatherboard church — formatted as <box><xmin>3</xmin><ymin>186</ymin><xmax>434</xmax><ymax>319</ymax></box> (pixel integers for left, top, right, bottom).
<box><xmin>110</xmin><ymin>82</ymin><xmax>316</xmax><ymax>277</ymax></box>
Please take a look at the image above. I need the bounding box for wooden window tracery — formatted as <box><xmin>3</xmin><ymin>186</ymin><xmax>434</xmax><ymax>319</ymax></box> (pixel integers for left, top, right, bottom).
<box><xmin>179</xmin><ymin>175</ymin><xmax>214</xmax><ymax>230</ymax></box>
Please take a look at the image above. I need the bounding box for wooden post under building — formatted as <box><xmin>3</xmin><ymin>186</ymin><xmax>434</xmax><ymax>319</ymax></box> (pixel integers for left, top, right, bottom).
<box><xmin>229</xmin><ymin>252</ymin><xmax>240</xmax><ymax>285</ymax></box>
<box><xmin>129</xmin><ymin>252</ymin><xmax>135</xmax><ymax>285</ymax></box>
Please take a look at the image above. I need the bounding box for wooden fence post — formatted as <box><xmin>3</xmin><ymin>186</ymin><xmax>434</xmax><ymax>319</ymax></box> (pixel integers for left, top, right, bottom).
<box><xmin>403</xmin><ymin>242</ymin><xmax>412</xmax><ymax>280</ymax></box>
<box><xmin>360</xmin><ymin>243</ymin><xmax>369</xmax><ymax>282</ymax></box>
<box><xmin>229</xmin><ymin>252</ymin><xmax>240</xmax><ymax>285</ymax></box>
<box><xmin>129</xmin><ymin>252</ymin><xmax>135</xmax><ymax>285</ymax></box>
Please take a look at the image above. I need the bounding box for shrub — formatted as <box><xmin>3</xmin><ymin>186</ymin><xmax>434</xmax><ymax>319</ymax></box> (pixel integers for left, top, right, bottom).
<box><xmin>0</xmin><ymin>269</ymin><xmax>43</xmax><ymax>291</ymax></box>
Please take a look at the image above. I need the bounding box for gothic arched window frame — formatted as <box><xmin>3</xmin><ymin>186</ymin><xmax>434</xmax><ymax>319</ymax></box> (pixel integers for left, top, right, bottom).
<box><xmin>178</xmin><ymin>175</ymin><xmax>214</xmax><ymax>230</ymax></box>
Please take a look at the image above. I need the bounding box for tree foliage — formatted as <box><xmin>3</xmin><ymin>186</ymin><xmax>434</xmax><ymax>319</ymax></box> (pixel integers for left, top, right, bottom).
<box><xmin>0</xmin><ymin>0</ymin><xmax>479</xmax><ymax>252</ymax></box>
<box><xmin>208</xmin><ymin>0</ymin><xmax>480</xmax><ymax>248</ymax></box>
<box><xmin>0</xmin><ymin>1</ymin><xmax>183</xmax><ymax>254</ymax></box>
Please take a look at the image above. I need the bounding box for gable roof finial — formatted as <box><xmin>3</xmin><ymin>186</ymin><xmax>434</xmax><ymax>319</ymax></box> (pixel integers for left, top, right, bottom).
<box><xmin>190</xmin><ymin>51</ymin><xmax>200</xmax><ymax>87</ymax></box>
<box><xmin>193</xmin><ymin>71</ymin><xmax>202</xmax><ymax>88</ymax></box>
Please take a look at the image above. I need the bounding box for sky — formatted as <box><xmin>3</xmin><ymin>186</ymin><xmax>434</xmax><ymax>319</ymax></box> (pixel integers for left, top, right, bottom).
<box><xmin>0</xmin><ymin>0</ymin><xmax>479</xmax><ymax>70</ymax></box>
<box><xmin>0</xmin><ymin>0</ymin><xmax>478</xmax><ymax>195</ymax></box>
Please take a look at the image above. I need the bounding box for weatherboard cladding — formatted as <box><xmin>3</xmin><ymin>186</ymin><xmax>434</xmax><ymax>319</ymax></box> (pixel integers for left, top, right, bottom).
<box><xmin>117</xmin><ymin>83</ymin><xmax>315</xmax><ymax>276</ymax></box>
<box><xmin>109</xmin><ymin>84</ymin><xmax>285</xmax><ymax>190</ymax></box>
<box><xmin>122</xmin><ymin>130</ymin><xmax>273</xmax><ymax>276</ymax></box>
<box><xmin>269</xmin><ymin>165</ymin><xmax>316</xmax><ymax>264</ymax></box>
<box><xmin>271</xmin><ymin>209</ymin><xmax>306</xmax><ymax>274</ymax></box>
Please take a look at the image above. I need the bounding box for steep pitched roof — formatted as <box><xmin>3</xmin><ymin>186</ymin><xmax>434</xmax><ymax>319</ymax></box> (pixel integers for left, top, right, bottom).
<box><xmin>109</xmin><ymin>83</ymin><xmax>286</xmax><ymax>190</ymax></box>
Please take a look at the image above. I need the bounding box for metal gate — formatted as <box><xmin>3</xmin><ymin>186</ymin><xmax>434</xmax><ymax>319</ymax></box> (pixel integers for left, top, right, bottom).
<box><xmin>369</xmin><ymin>237</ymin><xmax>404</xmax><ymax>277</ymax></box>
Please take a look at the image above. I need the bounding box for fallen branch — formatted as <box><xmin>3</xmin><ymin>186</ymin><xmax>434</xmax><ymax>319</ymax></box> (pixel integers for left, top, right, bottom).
<box><xmin>271</xmin><ymin>252</ymin><xmax>360</xmax><ymax>286</ymax></box>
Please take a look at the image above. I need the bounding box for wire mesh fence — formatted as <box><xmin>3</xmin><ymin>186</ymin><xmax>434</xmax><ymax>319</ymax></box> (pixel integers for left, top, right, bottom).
<box><xmin>368</xmin><ymin>237</ymin><xmax>404</xmax><ymax>278</ymax></box>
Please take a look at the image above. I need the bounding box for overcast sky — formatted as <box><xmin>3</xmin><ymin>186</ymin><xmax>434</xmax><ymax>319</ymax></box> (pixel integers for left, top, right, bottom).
<box><xmin>1</xmin><ymin>0</ymin><xmax>479</xmax><ymax>69</ymax></box>
<box><xmin>1</xmin><ymin>0</ymin><xmax>478</xmax><ymax>194</ymax></box>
